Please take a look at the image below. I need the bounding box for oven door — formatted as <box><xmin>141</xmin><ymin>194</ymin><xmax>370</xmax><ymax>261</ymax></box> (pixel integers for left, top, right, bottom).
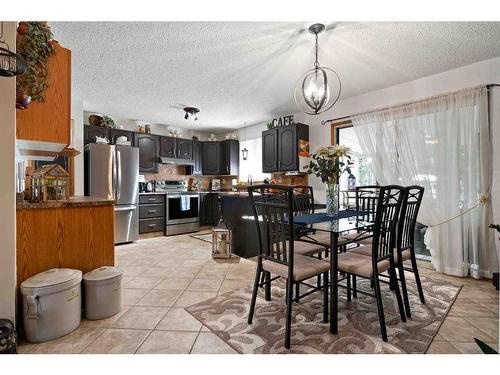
<box><xmin>166</xmin><ymin>194</ymin><xmax>200</xmax><ymax>224</ymax></box>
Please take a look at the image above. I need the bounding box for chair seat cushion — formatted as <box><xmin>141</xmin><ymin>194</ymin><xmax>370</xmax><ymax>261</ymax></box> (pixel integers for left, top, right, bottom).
<box><xmin>322</xmin><ymin>252</ymin><xmax>391</xmax><ymax>278</ymax></box>
<box><xmin>294</xmin><ymin>240</ymin><xmax>327</xmax><ymax>256</ymax></box>
<box><xmin>263</xmin><ymin>254</ymin><xmax>330</xmax><ymax>281</ymax></box>
<box><xmin>349</xmin><ymin>245</ymin><xmax>411</xmax><ymax>262</ymax></box>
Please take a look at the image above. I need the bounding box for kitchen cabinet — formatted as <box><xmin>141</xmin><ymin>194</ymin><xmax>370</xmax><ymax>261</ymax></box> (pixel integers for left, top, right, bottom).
<box><xmin>177</xmin><ymin>138</ymin><xmax>193</xmax><ymax>159</ymax></box>
<box><xmin>261</xmin><ymin>123</ymin><xmax>309</xmax><ymax>173</ymax></box>
<box><xmin>221</xmin><ymin>139</ymin><xmax>239</xmax><ymax>176</ymax></box>
<box><xmin>202</xmin><ymin>141</ymin><xmax>221</xmax><ymax>175</ymax></box>
<box><xmin>139</xmin><ymin>194</ymin><xmax>165</xmax><ymax>234</ymax></box>
<box><xmin>199</xmin><ymin>193</ymin><xmax>220</xmax><ymax>226</ymax></box>
<box><xmin>16</xmin><ymin>43</ymin><xmax>72</xmax><ymax>153</ymax></box>
<box><xmin>134</xmin><ymin>133</ymin><xmax>159</xmax><ymax>173</ymax></box>
<box><xmin>159</xmin><ymin>136</ymin><xmax>177</xmax><ymax>158</ymax></box>
<box><xmin>188</xmin><ymin>140</ymin><xmax>203</xmax><ymax>175</ymax></box>
<box><xmin>110</xmin><ymin>129</ymin><xmax>134</xmax><ymax>146</ymax></box>
<box><xmin>84</xmin><ymin>125</ymin><xmax>110</xmax><ymax>145</ymax></box>
<box><xmin>262</xmin><ymin>128</ymin><xmax>278</xmax><ymax>172</ymax></box>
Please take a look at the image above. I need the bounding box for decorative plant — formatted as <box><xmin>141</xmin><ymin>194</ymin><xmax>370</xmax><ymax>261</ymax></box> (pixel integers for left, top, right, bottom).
<box><xmin>16</xmin><ymin>21</ymin><xmax>55</xmax><ymax>102</ymax></box>
<box><xmin>101</xmin><ymin>116</ymin><xmax>116</xmax><ymax>129</ymax></box>
<box><xmin>266</xmin><ymin>121</ymin><xmax>274</xmax><ymax>129</ymax></box>
<box><xmin>304</xmin><ymin>145</ymin><xmax>352</xmax><ymax>185</ymax></box>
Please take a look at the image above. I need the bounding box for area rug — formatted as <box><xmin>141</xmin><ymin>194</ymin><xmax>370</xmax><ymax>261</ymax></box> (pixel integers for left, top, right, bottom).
<box><xmin>186</xmin><ymin>274</ymin><xmax>461</xmax><ymax>353</ymax></box>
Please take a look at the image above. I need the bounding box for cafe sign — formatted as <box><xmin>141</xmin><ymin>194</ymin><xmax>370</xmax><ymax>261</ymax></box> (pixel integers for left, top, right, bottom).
<box><xmin>271</xmin><ymin>115</ymin><xmax>294</xmax><ymax>127</ymax></box>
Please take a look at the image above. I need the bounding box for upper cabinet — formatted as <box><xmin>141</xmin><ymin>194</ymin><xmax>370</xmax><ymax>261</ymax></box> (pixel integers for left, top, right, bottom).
<box><xmin>202</xmin><ymin>142</ymin><xmax>221</xmax><ymax>175</ymax></box>
<box><xmin>159</xmin><ymin>136</ymin><xmax>177</xmax><ymax>158</ymax></box>
<box><xmin>134</xmin><ymin>133</ymin><xmax>159</xmax><ymax>173</ymax></box>
<box><xmin>221</xmin><ymin>139</ymin><xmax>239</xmax><ymax>176</ymax></box>
<box><xmin>17</xmin><ymin>43</ymin><xmax>71</xmax><ymax>152</ymax></box>
<box><xmin>262</xmin><ymin>123</ymin><xmax>309</xmax><ymax>173</ymax></box>
<box><xmin>84</xmin><ymin>125</ymin><xmax>110</xmax><ymax>145</ymax></box>
<box><xmin>190</xmin><ymin>140</ymin><xmax>203</xmax><ymax>175</ymax></box>
<box><xmin>177</xmin><ymin>138</ymin><xmax>193</xmax><ymax>160</ymax></box>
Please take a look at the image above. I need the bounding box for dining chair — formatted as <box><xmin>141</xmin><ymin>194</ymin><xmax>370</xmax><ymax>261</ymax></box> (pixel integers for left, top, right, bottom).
<box><xmin>348</xmin><ymin>186</ymin><xmax>426</xmax><ymax>317</ymax></box>
<box><xmin>326</xmin><ymin>185</ymin><xmax>406</xmax><ymax>342</ymax></box>
<box><xmin>247</xmin><ymin>185</ymin><xmax>330</xmax><ymax>349</ymax></box>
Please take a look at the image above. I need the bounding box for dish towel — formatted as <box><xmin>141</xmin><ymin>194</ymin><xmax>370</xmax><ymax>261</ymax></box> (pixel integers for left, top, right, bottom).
<box><xmin>180</xmin><ymin>195</ymin><xmax>191</xmax><ymax>211</ymax></box>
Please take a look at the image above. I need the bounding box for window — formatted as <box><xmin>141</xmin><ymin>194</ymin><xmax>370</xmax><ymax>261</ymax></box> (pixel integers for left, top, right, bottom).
<box><xmin>239</xmin><ymin>137</ymin><xmax>271</xmax><ymax>182</ymax></box>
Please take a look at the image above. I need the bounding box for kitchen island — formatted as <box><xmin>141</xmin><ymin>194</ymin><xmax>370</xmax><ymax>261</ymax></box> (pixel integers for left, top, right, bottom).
<box><xmin>16</xmin><ymin>196</ymin><xmax>115</xmax><ymax>287</ymax></box>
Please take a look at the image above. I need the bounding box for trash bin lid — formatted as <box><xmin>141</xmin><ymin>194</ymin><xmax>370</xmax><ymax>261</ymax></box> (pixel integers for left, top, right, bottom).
<box><xmin>83</xmin><ymin>266</ymin><xmax>123</xmax><ymax>282</ymax></box>
<box><xmin>21</xmin><ymin>268</ymin><xmax>82</xmax><ymax>289</ymax></box>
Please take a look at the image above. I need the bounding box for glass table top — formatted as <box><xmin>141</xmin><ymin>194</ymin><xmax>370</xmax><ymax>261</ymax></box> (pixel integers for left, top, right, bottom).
<box><xmin>294</xmin><ymin>210</ymin><xmax>374</xmax><ymax>234</ymax></box>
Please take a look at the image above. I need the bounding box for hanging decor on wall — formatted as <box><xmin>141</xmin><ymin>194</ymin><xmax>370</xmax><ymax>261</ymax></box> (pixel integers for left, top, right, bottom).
<box><xmin>0</xmin><ymin>22</ymin><xmax>27</xmax><ymax>77</ymax></box>
<box><xmin>294</xmin><ymin>23</ymin><xmax>341</xmax><ymax>115</ymax></box>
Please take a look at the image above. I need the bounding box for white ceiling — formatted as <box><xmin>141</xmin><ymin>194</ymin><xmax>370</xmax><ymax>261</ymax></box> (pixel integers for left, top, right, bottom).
<box><xmin>50</xmin><ymin>21</ymin><xmax>500</xmax><ymax>131</ymax></box>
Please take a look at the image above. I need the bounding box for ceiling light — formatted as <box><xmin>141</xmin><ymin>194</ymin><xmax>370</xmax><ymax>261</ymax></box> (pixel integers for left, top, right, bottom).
<box><xmin>183</xmin><ymin>106</ymin><xmax>200</xmax><ymax>121</ymax></box>
<box><xmin>294</xmin><ymin>23</ymin><xmax>341</xmax><ymax>115</ymax></box>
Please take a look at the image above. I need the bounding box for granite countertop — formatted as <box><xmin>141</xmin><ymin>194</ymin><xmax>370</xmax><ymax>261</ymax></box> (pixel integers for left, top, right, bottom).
<box><xmin>17</xmin><ymin>196</ymin><xmax>115</xmax><ymax>210</ymax></box>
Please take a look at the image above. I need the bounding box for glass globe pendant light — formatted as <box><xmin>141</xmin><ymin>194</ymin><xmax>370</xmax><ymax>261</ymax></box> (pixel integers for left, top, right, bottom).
<box><xmin>294</xmin><ymin>23</ymin><xmax>341</xmax><ymax>115</ymax></box>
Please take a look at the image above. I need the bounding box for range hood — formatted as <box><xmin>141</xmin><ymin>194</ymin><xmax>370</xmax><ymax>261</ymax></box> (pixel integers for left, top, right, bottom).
<box><xmin>160</xmin><ymin>157</ymin><xmax>195</xmax><ymax>166</ymax></box>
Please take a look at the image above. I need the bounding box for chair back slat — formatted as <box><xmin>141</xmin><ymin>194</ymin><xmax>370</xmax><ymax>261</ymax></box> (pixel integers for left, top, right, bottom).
<box><xmin>355</xmin><ymin>185</ymin><xmax>380</xmax><ymax>222</ymax></box>
<box><xmin>292</xmin><ymin>186</ymin><xmax>315</xmax><ymax>216</ymax></box>
<box><xmin>248</xmin><ymin>185</ymin><xmax>294</xmax><ymax>269</ymax></box>
<box><xmin>371</xmin><ymin>185</ymin><xmax>405</xmax><ymax>262</ymax></box>
<box><xmin>398</xmin><ymin>186</ymin><xmax>424</xmax><ymax>250</ymax></box>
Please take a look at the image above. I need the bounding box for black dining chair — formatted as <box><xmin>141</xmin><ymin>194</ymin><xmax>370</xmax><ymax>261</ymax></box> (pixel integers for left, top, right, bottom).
<box><xmin>347</xmin><ymin>186</ymin><xmax>426</xmax><ymax>317</ymax></box>
<box><xmin>247</xmin><ymin>185</ymin><xmax>330</xmax><ymax>349</ymax></box>
<box><xmin>326</xmin><ymin>185</ymin><xmax>407</xmax><ymax>342</ymax></box>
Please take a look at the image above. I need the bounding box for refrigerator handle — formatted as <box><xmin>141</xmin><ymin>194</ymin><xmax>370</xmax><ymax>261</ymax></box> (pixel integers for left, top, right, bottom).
<box><xmin>116</xmin><ymin>150</ymin><xmax>122</xmax><ymax>201</ymax></box>
<box><xmin>111</xmin><ymin>149</ymin><xmax>117</xmax><ymax>201</ymax></box>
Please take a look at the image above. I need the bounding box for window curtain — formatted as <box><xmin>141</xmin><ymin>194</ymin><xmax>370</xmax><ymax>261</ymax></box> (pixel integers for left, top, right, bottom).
<box><xmin>351</xmin><ymin>86</ymin><xmax>497</xmax><ymax>278</ymax></box>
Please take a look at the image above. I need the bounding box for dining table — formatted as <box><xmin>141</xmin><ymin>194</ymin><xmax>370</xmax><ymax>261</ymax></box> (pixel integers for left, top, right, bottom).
<box><xmin>293</xmin><ymin>209</ymin><xmax>373</xmax><ymax>334</ymax></box>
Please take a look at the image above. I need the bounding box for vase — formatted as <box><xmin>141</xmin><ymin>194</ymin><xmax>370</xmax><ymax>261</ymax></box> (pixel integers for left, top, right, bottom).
<box><xmin>326</xmin><ymin>183</ymin><xmax>339</xmax><ymax>217</ymax></box>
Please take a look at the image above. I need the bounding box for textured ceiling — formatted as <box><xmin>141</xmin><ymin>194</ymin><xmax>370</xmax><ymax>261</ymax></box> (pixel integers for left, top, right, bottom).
<box><xmin>50</xmin><ymin>21</ymin><xmax>500</xmax><ymax>131</ymax></box>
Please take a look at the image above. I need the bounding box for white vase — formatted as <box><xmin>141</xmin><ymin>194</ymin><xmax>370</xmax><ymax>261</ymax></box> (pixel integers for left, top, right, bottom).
<box><xmin>326</xmin><ymin>183</ymin><xmax>339</xmax><ymax>217</ymax></box>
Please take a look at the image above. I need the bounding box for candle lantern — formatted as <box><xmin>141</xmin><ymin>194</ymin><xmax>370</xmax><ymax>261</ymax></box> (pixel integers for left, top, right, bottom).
<box><xmin>28</xmin><ymin>164</ymin><xmax>70</xmax><ymax>203</ymax></box>
<box><xmin>212</xmin><ymin>222</ymin><xmax>232</xmax><ymax>259</ymax></box>
<box><xmin>347</xmin><ymin>173</ymin><xmax>356</xmax><ymax>190</ymax></box>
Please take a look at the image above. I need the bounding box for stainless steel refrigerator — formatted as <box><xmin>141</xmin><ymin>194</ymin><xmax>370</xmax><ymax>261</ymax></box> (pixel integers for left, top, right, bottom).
<box><xmin>85</xmin><ymin>143</ymin><xmax>139</xmax><ymax>244</ymax></box>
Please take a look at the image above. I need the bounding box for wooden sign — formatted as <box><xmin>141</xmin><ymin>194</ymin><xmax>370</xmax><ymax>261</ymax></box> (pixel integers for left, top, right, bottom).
<box><xmin>272</xmin><ymin>115</ymin><xmax>294</xmax><ymax>127</ymax></box>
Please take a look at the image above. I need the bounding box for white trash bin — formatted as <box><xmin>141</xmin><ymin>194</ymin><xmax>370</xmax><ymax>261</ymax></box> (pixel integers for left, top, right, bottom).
<box><xmin>21</xmin><ymin>268</ymin><xmax>82</xmax><ymax>343</ymax></box>
<box><xmin>83</xmin><ymin>266</ymin><xmax>123</xmax><ymax>320</ymax></box>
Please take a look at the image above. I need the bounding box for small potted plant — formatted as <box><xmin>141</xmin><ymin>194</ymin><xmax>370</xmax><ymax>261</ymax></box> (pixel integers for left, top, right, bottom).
<box><xmin>101</xmin><ymin>116</ymin><xmax>116</xmax><ymax>129</ymax></box>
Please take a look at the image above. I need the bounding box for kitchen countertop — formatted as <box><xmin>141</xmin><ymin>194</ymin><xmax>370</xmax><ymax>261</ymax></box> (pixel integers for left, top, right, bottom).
<box><xmin>17</xmin><ymin>196</ymin><xmax>115</xmax><ymax>210</ymax></box>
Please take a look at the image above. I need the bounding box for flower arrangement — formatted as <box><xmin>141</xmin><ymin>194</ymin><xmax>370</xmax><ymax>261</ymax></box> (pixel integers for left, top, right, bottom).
<box><xmin>304</xmin><ymin>145</ymin><xmax>353</xmax><ymax>185</ymax></box>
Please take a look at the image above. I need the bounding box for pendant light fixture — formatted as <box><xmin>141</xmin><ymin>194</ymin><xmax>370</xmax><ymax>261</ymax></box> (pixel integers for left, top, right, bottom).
<box><xmin>0</xmin><ymin>22</ymin><xmax>27</xmax><ymax>77</ymax></box>
<box><xmin>241</xmin><ymin>121</ymin><xmax>248</xmax><ymax>160</ymax></box>
<box><xmin>294</xmin><ymin>23</ymin><xmax>341</xmax><ymax>115</ymax></box>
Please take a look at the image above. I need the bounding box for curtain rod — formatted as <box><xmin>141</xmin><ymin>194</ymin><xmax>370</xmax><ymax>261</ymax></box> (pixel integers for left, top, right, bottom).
<box><xmin>321</xmin><ymin>83</ymin><xmax>500</xmax><ymax>125</ymax></box>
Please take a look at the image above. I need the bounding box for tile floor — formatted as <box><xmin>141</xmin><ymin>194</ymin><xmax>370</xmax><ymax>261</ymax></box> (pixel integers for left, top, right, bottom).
<box><xmin>19</xmin><ymin>234</ymin><xmax>499</xmax><ymax>354</ymax></box>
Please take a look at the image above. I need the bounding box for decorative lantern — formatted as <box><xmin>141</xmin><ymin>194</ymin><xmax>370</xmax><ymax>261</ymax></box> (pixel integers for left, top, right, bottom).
<box><xmin>28</xmin><ymin>164</ymin><xmax>70</xmax><ymax>203</ymax></box>
<box><xmin>212</xmin><ymin>222</ymin><xmax>232</xmax><ymax>259</ymax></box>
<box><xmin>0</xmin><ymin>319</ymin><xmax>17</xmax><ymax>354</ymax></box>
<box><xmin>347</xmin><ymin>173</ymin><xmax>356</xmax><ymax>190</ymax></box>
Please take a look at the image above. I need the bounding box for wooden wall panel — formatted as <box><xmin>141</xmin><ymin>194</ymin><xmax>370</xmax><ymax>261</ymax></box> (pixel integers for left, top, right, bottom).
<box><xmin>16</xmin><ymin>205</ymin><xmax>115</xmax><ymax>286</ymax></box>
<box><xmin>16</xmin><ymin>44</ymin><xmax>71</xmax><ymax>145</ymax></box>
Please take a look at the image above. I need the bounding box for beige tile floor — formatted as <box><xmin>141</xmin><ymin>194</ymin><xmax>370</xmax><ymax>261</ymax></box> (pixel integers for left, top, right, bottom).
<box><xmin>19</xmin><ymin>234</ymin><xmax>499</xmax><ymax>354</ymax></box>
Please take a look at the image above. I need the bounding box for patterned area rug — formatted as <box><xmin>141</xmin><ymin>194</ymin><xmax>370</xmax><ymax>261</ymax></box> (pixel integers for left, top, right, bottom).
<box><xmin>186</xmin><ymin>274</ymin><xmax>461</xmax><ymax>353</ymax></box>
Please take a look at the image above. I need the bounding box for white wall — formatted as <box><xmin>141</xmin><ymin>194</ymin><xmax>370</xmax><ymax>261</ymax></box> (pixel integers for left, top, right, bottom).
<box><xmin>0</xmin><ymin>22</ymin><xmax>17</xmax><ymax>323</ymax></box>
<box><xmin>72</xmin><ymin>99</ymin><xmax>84</xmax><ymax>195</ymax></box>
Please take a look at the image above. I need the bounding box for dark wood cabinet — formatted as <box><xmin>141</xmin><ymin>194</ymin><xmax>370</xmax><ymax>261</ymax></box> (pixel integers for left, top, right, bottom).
<box><xmin>139</xmin><ymin>194</ymin><xmax>165</xmax><ymax>234</ymax></box>
<box><xmin>202</xmin><ymin>142</ymin><xmax>221</xmax><ymax>175</ymax></box>
<box><xmin>262</xmin><ymin>128</ymin><xmax>278</xmax><ymax>173</ymax></box>
<box><xmin>84</xmin><ymin>125</ymin><xmax>110</xmax><ymax>145</ymax></box>
<box><xmin>134</xmin><ymin>133</ymin><xmax>159</xmax><ymax>173</ymax></box>
<box><xmin>199</xmin><ymin>193</ymin><xmax>220</xmax><ymax>226</ymax></box>
<box><xmin>261</xmin><ymin>123</ymin><xmax>309</xmax><ymax>173</ymax></box>
<box><xmin>221</xmin><ymin>139</ymin><xmax>239</xmax><ymax>176</ymax></box>
<box><xmin>110</xmin><ymin>129</ymin><xmax>134</xmax><ymax>146</ymax></box>
<box><xmin>159</xmin><ymin>136</ymin><xmax>177</xmax><ymax>158</ymax></box>
<box><xmin>189</xmin><ymin>140</ymin><xmax>203</xmax><ymax>175</ymax></box>
<box><xmin>177</xmin><ymin>138</ymin><xmax>193</xmax><ymax>159</ymax></box>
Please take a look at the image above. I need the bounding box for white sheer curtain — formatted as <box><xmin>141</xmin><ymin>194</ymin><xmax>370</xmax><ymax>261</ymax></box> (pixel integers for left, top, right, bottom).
<box><xmin>351</xmin><ymin>86</ymin><xmax>497</xmax><ymax>278</ymax></box>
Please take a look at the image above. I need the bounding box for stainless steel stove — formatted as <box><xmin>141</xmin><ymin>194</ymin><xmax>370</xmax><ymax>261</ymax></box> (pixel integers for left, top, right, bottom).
<box><xmin>155</xmin><ymin>180</ymin><xmax>199</xmax><ymax>235</ymax></box>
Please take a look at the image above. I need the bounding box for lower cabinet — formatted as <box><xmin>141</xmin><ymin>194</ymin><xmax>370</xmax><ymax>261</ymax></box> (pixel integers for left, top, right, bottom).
<box><xmin>199</xmin><ymin>193</ymin><xmax>220</xmax><ymax>226</ymax></box>
<box><xmin>139</xmin><ymin>194</ymin><xmax>165</xmax><ymax>234</ymax></box>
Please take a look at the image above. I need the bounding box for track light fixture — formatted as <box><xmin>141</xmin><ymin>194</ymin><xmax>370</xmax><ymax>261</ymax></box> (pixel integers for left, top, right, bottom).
<box><xmin>183</xmin><ymin>106</ymin><xmax>200</xmax><ymax>121</ymax></box>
